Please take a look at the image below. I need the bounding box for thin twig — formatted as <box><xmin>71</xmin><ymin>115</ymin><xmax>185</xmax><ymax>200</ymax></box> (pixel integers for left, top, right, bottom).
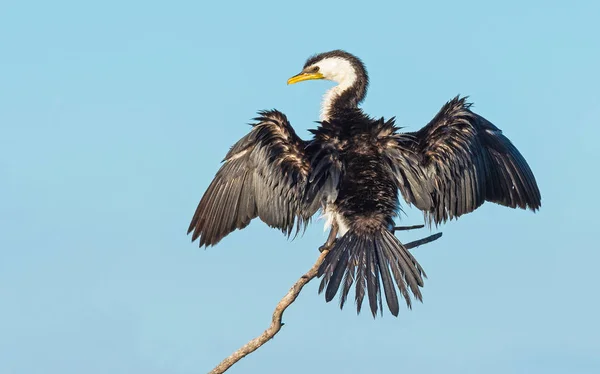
<box><xmin>208</xmin><ymin>249</ymin><xmax>330</xmax><ymax>374</ymax></box>
<box><xmin>405</xmin><ymin>232</ymin><xmax>443</xmax><ymax>249</ymax></box>
<box><xmin>393</xmin><ymin>224</ymin><xmax>425</xmax><ymax>231</ymax></box>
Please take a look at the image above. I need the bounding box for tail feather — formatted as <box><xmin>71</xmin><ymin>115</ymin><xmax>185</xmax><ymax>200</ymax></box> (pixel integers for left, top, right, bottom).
<box><xmin>339</xmin><ymin>263</ymin><xmax>355</xmax><ymax>309</ymax></box>
<box><xmin>365</xmin><ymin>243</ymin><xmax>379</xmax><ymax>316</ymax></box>
<box><xmin>325</xmin><ymin>242</ymin><xmax>352</xmax><ymax>302</ymax></box>
<box><xmin>375</xmin><ymin>240</ymin><xmax>400</xmax><ymax>315</ymax></box>
<box><xmin>354</xmin><ymin>246</ymin><xmax>367</xmax><ymax>314</ymax></box>
<box><xmin>381</xmin><ymin>230</ymin><xmax>426</xmax><ymax>302</ymax></box>
<box><xmin>318</xmin><ymin>238</ymin><xmax>349</xmax><ymax>294</ymax></box>
<box><xmin>318</xmin><ymin>228</ymin><xmax>426</xmax><ymax>317</ymax></box>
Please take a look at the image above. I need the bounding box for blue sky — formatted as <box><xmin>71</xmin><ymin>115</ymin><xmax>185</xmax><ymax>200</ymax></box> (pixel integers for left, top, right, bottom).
<box><xmin>1</xmin><ymin>0</ymin><xmax>599</xmax><ymax>373</ymax></box>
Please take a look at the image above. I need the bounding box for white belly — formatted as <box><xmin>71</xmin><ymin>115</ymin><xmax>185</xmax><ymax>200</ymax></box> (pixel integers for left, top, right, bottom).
<box><xmin>322</xmin><ymin>204</ymin><xmax>350</xmax><ymax>237</ymax></box>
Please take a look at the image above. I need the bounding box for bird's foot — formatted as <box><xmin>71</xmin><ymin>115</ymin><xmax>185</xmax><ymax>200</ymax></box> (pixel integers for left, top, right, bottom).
<box><xmin>319</xmin><ymin>240</ymin><xmax>336</xmax><ymax>253</ymax></box>
<box><xmin>319</xmin><ymin>224</ymin><xmax>339</xmax><ymax>253</ymax></box>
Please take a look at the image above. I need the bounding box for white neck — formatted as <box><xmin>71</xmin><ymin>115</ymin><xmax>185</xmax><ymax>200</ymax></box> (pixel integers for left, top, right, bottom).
<box><xmin>313</xmin><ymin>57</ymin><xmax>358</xmax><ymax>121</ymax></box>
<box><xmin>320</xmin><ymin>82</ymin><xmax>353</xmax><ymax>121</ymax></box>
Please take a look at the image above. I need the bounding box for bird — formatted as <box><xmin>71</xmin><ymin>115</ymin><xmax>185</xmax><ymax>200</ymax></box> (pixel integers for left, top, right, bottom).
<box><xmin>187</xmin><ymin>50</ymin><xmax>541</xmax><ymax>318</ymax></box>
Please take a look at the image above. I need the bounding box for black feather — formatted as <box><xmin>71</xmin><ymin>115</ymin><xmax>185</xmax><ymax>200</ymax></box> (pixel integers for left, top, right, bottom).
<box><xmin>319</xmin><ymin>228</ymin><xmax>426</xmax><ymax>317</ymax></box>
<box><xmin>187</xmin><ymin>110</ymin><xmax>312</xmax><ymax>247</ymax></box>
<box><xmin>381</xmin><ymin>96</ymin><xmax>542</xmax><ymax>225</ymax></box>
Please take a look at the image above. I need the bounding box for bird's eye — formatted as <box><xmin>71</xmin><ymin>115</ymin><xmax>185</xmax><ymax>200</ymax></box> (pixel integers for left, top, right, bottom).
<box><xmin>310</xmin><ymin>66</ymin><xmax>320</xmax><ymax>73</ymax></box>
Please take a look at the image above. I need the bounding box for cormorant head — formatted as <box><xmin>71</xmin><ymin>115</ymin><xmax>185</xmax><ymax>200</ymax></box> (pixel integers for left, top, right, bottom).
<box><xmin>287</xmin><ymin>50</ymin><xmax>369</xmax><ymax>120</ymax></box>
<box><xmin>287</xmin><ymin>50</ymin><xmax>368</xmax><ymax>90</ymax></box>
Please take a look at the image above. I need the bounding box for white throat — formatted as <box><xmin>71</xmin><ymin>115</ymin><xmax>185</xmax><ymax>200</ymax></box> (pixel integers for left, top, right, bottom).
<box><xmin>314</xmin><ymin>57</ymin><xmax>358</xmax><ymax>121</ymax></box>
<box><xmin>320</xmin><ymin>83</ymin><xmax>353</xmax><ymax>121</ymax></box>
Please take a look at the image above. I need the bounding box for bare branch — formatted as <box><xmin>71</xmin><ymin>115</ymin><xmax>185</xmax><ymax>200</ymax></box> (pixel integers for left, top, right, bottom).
<box><xmin>404</xmin><ymin>232</ymin><xmax>443</xmax><ymax>249</ymax></box>
<box><xmin>208</xmin><ymin>249</ymin><xmax>330</xmax><ymax>374</ymax></box>
<box><xmin>393</xmin><ymin>224</ymin><xmax>425</xmax><ymax>231</ymax></box>
<box><xmin>208</xmin><ymin>229</ymin><xmax>442</xmax><ymax>373</ymax></box>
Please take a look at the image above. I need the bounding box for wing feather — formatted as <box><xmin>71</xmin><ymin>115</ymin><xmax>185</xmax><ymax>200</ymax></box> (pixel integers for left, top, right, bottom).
<box><xmin>379</xmin><ymin>96</ymin><xmax>541</xmax><ymax>225</ymax></box>
<box><xmin>188</xmin><ymin>110</ymin><xmax>312</xmax><ymax>247</ymax></box>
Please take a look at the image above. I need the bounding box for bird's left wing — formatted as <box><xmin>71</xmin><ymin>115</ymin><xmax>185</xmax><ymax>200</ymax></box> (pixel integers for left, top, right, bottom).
<box><xmin>378</xmin><ymin>96</ymin><xmax>541</xmax><ymax>225</ymax></box>
<box><xmin>187</xmin><ymin>110</ymin><xmax>312</xmax><ymax>247</ymax></box>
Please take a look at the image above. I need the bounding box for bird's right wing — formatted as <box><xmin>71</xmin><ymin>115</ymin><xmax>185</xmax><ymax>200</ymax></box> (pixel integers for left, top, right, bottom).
<box><xmin>187</xmin><ymin>110</ymin><xmax>312</xmax><ymax>247</ymax></box>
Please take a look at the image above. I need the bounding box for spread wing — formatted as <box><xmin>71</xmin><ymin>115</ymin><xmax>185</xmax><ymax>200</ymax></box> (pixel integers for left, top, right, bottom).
<box><xmin>379</xmin><ymin>96</ymin><xmax>541</xmax><ymax>225</ymax></box>
<box><xmin>187</xmin><ymin>110</ymin><xmax>312</xmax><ymax>247</ymax></box>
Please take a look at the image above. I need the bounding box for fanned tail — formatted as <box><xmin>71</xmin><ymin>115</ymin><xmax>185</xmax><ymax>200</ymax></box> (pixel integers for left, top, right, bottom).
<box><xmin>317</xmin><ymin>228</ymin><xmax>426</xmax><ymax>317</ymax></box>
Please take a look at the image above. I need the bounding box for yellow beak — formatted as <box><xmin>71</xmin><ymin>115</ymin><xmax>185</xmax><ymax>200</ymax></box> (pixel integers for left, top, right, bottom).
<box><xmin>287</xmin><ymin>72</ymin><xmax>325</xmax><ymax>85</ymax></box>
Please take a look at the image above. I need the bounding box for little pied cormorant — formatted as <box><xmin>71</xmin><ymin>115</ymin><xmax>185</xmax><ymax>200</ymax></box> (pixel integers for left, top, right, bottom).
<box><xmin>187</xmin><ymin>50</ymin><xmax>541</xmax><ymax>317</ymax></box>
